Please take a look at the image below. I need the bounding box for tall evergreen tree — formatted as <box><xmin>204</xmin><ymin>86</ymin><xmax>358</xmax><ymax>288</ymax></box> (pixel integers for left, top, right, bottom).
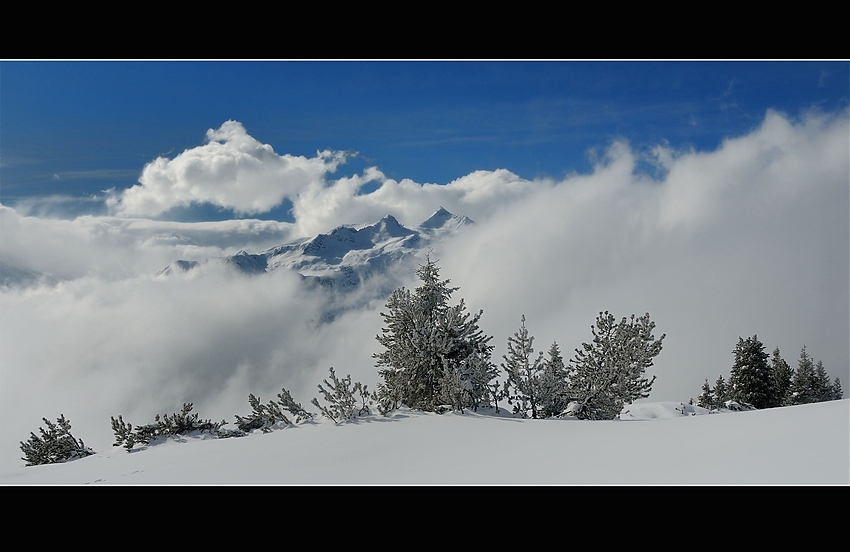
<box><xmin>771</xmin><ymin>346</ymin><xmax>794</xmax><ymax>406</ymax></box>
<box><xmin>539</xmin><ymin>341</ymin><xmax>569</xmax><ymax>418</ymax></box>
<box><xmin>790</xmin><ymin>345</ymin><xmax>817</xmax><ymax>405</ymax></box>
<box><xmin>813</xmin><ymin>361</ymin><xmax>833</xmax><ymax>402</ymax></box>
<box><xmin>501</xmin><ymin>315</ymin><xmax>545</xmax><ymax>419</ymax></box>
<box><xmin>729</xmin><ymin>335</ymin><xmax>777</xmax><ymax>409</ymax></box>
<box><xmin>373</xmin><ymin>256</ymin><xmax>494</xmax><ymax>413</ymax></box>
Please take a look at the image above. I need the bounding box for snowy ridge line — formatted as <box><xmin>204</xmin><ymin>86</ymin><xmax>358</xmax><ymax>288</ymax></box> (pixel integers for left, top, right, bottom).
<box><xmin>156</xmin><ymin>207</ymin><xmax>475</xmax><ymax>289</ymax></box>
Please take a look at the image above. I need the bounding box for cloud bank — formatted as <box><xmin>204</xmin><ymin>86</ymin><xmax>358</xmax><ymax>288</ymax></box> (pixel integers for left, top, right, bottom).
<box><xmin>2</xmin><ymin>109</ymin><xmax>847</xmax><ymax>470</ymax></box>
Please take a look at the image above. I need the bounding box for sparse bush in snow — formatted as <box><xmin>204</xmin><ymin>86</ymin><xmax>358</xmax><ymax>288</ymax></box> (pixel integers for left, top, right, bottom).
<box><xmin>277</xmin><ymin>387</ymin><xmax>314</xmax><ymax>423</ymax></box>
<box><xmin>20</xmin><ymin>415</ymin><xmax>94</xmax><ymax>466</ymax></box>
<box><xmin>311</xmin><ymin>367</ymin><xmax>374</xmax><ymax>423</ymax></box>
<box><xmin>235</xmin><ymin>394</ymin><xmax>290</xmax><ymax>433</ymax></box>
<box><xmin>111</xmin><ymin>403</ymin><xmax>227</xmax><ymax>451</ymax></box>
<box><xmin>235</xmin><ymin>387</ymin><xmax>314</xmax><ymax>433</ymax></box>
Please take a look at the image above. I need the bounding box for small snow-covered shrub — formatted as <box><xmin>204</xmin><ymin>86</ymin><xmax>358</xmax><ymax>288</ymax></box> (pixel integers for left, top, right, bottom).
<box><xmin>234</xmin><ymin>389</ymin><xmax>313</xmax><ymax>434</ymax></box>
<box><xmin>235</xmin><ymin>394</ymin><xmax>288</xmax><ymax>434</ymax></box>
<box><xmin>311</xmin><ymin>367</ymin><xmax>374</xmax><ymax>423</ymax></box>
<box><xmin>20</xmin><ymin>415</ymin><xmax>94</xmax><ymax>466</ymax></box>
<box><xmin>723</xmin><ymin>400</ymin><xmax>756</xmax><ymax>412</ymax></box>
<box><xmin>111</xmin><ymin>403</ymin><xmax>227</xmax><ymax>451</ymax></box>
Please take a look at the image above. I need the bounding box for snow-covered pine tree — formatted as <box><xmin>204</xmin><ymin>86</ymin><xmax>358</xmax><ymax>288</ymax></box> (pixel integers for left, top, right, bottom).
<box><xmin>713</xmin><ymin>375</ymin><xmax>729</xmax><ymax>407</ymax></box>
<box><xmin>790</xmin><ymin>345</ymin><xmax>817</xmax><ymax>405</ymax></box>
<box><xmin>539</xmin><ymin>341</ymin><xmax>569</xmax><ymax>418</ymax></box>
<box><xmin>830</xmin><ymin>378</ymin><xmax>843</xmax><ymax>400</ymax></box>
<box><xmin>771</xmin><ymin>347</ymin><xmax>794</xmax><ymax>406</ymax></box>
<box><xmin>696</xmin><ymin>378</ymin><xmax>715</xmax><ymax>410</ymax></box>
<box><xmin>501</xmin><ymin>315</ymin><xmax>545</xmax><ymax>419</ymax></box>
<box><xmin>729</xmin><ymin>335</ymin><xmax>777</xmax><ymax>409</ymax></box>
<box><xmin>564</xmin><ymin>312</ymin><xmax>664</xmax><ymax>420</ymax></box>
<box><xmin>813</xmin><ymin>361</ymin><xmax>833</xmax><ymax>402</ymax></box>
<box><xmin>373</xmin><ymin>255</ymin><xmax>494</xmax><ymax>413</ymax></box>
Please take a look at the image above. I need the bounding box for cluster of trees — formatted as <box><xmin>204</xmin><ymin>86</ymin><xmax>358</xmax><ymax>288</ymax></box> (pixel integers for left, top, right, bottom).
<box><xmin>373</xmin><ymin>256</ymin><xmax>666</xmax><ymax>420</ymax></box>
<box><xmin>695</xmin><ymin>337</ymin><xmax>843</xmax><ymax>410</ymax></box>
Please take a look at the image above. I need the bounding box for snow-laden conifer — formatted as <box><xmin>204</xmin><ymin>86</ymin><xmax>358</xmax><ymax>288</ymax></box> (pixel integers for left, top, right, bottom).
<box><xmin>538</xmin><ymin>341</ymin><xmax>569</xmax><ymax>418</ymax></box>
<box><xmin>501</xmin><ymin>315</ymin><xmax>545</xmax><ymax>419</ymax></box>
<box><xmin>729</xmin><ymin>335</ymin><xmax>777</xmax><ymax>409</ymax></box>
<box><xmin>696</xmin><ymin>379</ymin><xmax>715</xmax><ymax>410</ymax></box>
<box><xmin>373</xmin><ymin>255</ymin><xmax>494</xmax><ymax>413</ymax></box>
<box><xmin>830</xmin><ymin>378</ymin><xmax>843</xmax><ymax>401</ymax></box>
<box><xmin>713</xmin><ymin>375</ymin><xmax>729</xmax><ymax>407</ymax></box>
<box><xmin>563</xmin><ymin>311</ymin><xmax>664</xmax><ymax>420</ymax></box>
<box><xmin>790</xmin><ymin>345</ymin><xmax>817</xmax><ymax>404</ymax></box>
<box><xmin>771</xmin><ymin>347</ymin><xmax>794</xmax><ymax>406</ymax></box>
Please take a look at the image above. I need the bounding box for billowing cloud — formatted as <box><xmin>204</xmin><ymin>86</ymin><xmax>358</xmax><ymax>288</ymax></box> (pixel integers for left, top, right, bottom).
<box><xmin>0</xmin><ymin>205</ymin><xmax>296</xmax><ymax>282</ymax></box>
<box><xmin>110</xmin><ymin>121</ymin><xmax>347</xmax><ymax>217</ymax></box>
<box><xmin>437</xmin><ymin>108</ymin><xmax>849</xmax><ymax>404</ymax></box>
<box><xmin>1</xmin><ymin>109</ymin><xmax>847</xmax><ymax>472</ymax></box>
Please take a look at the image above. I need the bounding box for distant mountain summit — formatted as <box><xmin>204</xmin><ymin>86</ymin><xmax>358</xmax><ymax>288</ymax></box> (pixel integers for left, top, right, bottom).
<box><xmin>158</xmin><ymin>208</ymin><xmax>475</xmax><ymax>290</ymax></box>
<box><xmin>419</xmin><ymin>207</ymin><xmax>475</xmax><ymax>231</ymax></box>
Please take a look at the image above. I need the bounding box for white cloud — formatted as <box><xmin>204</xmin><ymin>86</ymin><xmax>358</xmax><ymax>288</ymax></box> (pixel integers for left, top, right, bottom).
<box><xmin>438</xmin><ymin>108</ymin><xmax>849</xmax><ymax>405</ymax></box>
<box><xmin>110</xmin><ymin>121</ymin><xmax>347</xmax><ymax>217</ymax></box>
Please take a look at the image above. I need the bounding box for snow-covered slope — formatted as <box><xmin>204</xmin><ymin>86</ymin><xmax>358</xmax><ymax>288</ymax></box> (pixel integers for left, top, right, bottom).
<box><xmin>157</xmin><ymin>207</ymin><xmax>474</xmax><ymax>290</ymax></box>
<box><xmin>5</xmin><ymin>400</ymin><xmax>847</xmax><ymax>484</ymax></box>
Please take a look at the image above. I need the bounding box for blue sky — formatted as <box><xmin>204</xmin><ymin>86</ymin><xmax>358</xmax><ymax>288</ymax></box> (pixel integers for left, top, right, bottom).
<box><xmin>3</xmin><ymin>61</ymin><xmax>847</xmax><ymax>220</ymax></box>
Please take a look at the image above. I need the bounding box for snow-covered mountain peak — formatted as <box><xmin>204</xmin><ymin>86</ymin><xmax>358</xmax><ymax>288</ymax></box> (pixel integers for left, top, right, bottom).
<box><xmin>157</xmin><ymin>208</ymin><xmax>474</xmax><ymax>293</ymax></box>
<box><xmin>419</xmin><ymin>206</ymin><xmax>475</xmax><ymax>232</ymax></box>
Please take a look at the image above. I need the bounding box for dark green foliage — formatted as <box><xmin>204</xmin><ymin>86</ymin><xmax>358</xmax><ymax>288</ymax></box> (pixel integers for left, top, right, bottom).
<box><xmin>714</xmin><ymin>375</ymin><xmax>729</xmax><ymax>406</ymax></box>
<box><xmin>813</xmin><ymin>361</ymin><xmax>833</xmax><ymax>402</ymax></box>
<box><xmin>771</xmin><ymin>347</ymin><xmax>794</xmax><ymax>406</ymax></box>
<box><xmin>790</xmin><ymin>345</ymin><xmax>817</xmax><ymax>404</ymax></box>
<box><xmin>700</xmin><ymin>342</ymin><xmax>841</xmax><ymax>410</ymax></box>
<box><xmin>311</xmin><ymin>367</ymin><xmax>374</xmax><ymax>423</ymax></box>
<box><xmin>235</xmin><ymin>394</ymin><xmax>289</xmax><ymax>433</ymax></box>
<box><xmin>20</xmin><ymin>415</ymin><xmax>94</xmax><ymax>466</ymax></box>
<box><xmin>696</xmin><ymin>379</ymin><xmax>715</xmax><ymax>409</ymax></box>
<box><xmin>111</xmin><ymin>403</ymin><xmax>227</xmax><ymax>451</ymax></box>
<box><xmin>831</xmin><ymin>378</ymin><xmax>843</xmax><ymax>400</ymax></box>
<box><xmin>234</xmin><ymin>388</ymin><xmax>313</xmax><ymax>433</ymax></box>
<box><xmin>729</xmin><ymin>335</ymin><xmax>777</xmax><ymax>409</ymax></box>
